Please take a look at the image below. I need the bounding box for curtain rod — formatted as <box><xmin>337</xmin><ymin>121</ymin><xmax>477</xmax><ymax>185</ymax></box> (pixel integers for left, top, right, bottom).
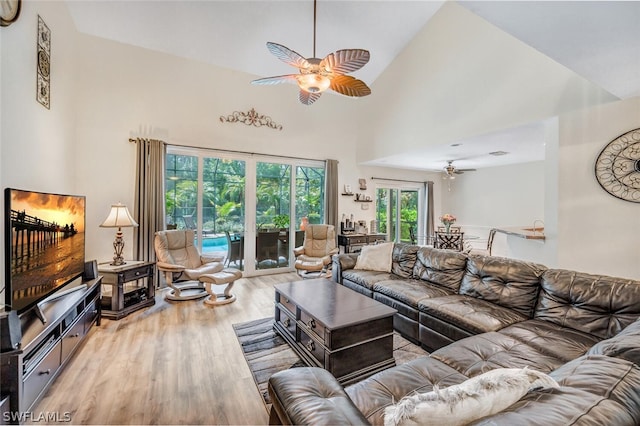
<box><xmin>129</xmin><ymin>138</ymin><xmax>332</xmax><ymax>164</ymax></box>
<box><xmin>371</xmin><ymin>177</ymin><xmax>432</xmax><ymax>184</ymax></box>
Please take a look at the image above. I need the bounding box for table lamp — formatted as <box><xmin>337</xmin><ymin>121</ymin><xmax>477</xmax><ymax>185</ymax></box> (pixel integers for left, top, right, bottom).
<box><xmin>100</xmin><ymin>203</ymin><xmax>138</xmax><ymax>266</ymax></box>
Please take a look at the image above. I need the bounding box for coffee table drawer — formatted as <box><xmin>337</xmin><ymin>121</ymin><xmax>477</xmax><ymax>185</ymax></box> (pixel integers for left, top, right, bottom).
<box><xmin>275</xmin><ymin>307</ymin><xmax>297</xmax><ymax>340</ymax></box>
<box><xmin>276</xmin><ymin>291</ymin><xmax>298</xmax><ymax>318</ymax></box>
<box><xmin>300</xmin><ymin>310</ymin><xmax>325</xmax><ymax>343</ymax></box>
<box><xmin>299</xmin><ymin>329</ymin><xmax>324</xmax><ymax>366</ymax></box>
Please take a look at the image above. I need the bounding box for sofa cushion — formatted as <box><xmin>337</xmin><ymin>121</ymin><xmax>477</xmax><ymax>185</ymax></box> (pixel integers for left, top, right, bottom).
<box><xmin>472</xmin><ymin>355</ymin><xmax>640</xmax><ymax>426</ymax></box>
<box><xmin>588</xmin><ymin>317</ymin><xmax>640</xmax><ymax>365</ymax></box>
<box><xmin>460</xmin><ymin>255</ymin><xmax>546</xmax><ymax>317</ymax></box>
<box><xmin>392</xmin><ymin>243</ymin><xmax>419</xmax><ymax>278</ymax></box>
<box><xmin>384</xmin><ymin>368</ymin><xmax>558</xmax><ymax>426</ymax></box>
<box><xmin>499</xmin><ymin>319</ymin><xmax>600</xmax><ymax>363</ymax></box>
<box><xmin>535</xmin><ymin>269</ymin><xmax>640</xmax><ymax>340</ymax></box>
<box><xmin>354</xmin><ymin>242</ymin><xmax>394</xmax><ymax>272</ymax></box>
<box><xmin>412</xmin><ymin>247</ymin><xmax>467</xmax><ymax>292</ymax></box>
<box><xmin>431</xmin><ymin>332</ymin><xmax>565</xmax><ymax>378</ymax></box>
<box><xmin>418</xmin><ymin>295</ymin><xmax>528</xmax><ymax>335</ymax></box>
<box><xmin>374</xmin><ymin>279</ymin><xmax>454</xmax><ymax>310</ymax></box>
<box><xmin>346</xmin><ymin>356</ymin><xmax>468</xmax><ymax>426</ymax></box>
<box><xmin>342</xmin><ymin>270</ymin><xmax>396</xmax><ymax>291</ymax></box>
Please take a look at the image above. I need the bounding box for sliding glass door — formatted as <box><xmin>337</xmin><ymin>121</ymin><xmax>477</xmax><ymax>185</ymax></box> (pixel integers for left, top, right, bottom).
<box><xmin>165</xmin><ymin>147</ymin><xmax>324</xmax><ymax>276</ymax></box>
<box><xmin>376</xmin><ymin>187</ymin><xmax>421</xmax><ymax>244</ymax></box>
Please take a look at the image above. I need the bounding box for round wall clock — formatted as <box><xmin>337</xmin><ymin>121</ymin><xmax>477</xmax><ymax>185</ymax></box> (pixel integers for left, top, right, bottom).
<box><xmin>594</xmin><ymin>128</ymin><xmax>640</xmax><ymax>203</ymax></box>
<box><xmin>0</xmin><ymin>0</ymin><xmax>21</xmax><ymax>27</ymax></box>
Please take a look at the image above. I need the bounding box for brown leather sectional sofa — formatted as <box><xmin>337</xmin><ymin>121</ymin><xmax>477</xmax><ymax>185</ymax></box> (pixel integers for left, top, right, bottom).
<box><xmin>268</xmin><ymin>244</ymin><xmax>640</xmax><ymax>425</ymax></box>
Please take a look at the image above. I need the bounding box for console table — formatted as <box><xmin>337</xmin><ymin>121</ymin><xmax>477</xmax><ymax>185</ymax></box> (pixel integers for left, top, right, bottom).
<box><xmin>337</xmin><ymin>233</ymin><xmax>387</xmax><ymax>254</ymax></box>
<box><xmin>0</xmin><ymin>278</ymin><xmax>101</xmax><ymax>422</ymax></box>
<box><xmin>98</xmin><ymin>261</ymin><xmax>155</xmax><ymax>320</ymax></box>
<box><xmin>273</xmin><ymin>278</ymin><xmax>396</xmax><ymax>385</ymax></box>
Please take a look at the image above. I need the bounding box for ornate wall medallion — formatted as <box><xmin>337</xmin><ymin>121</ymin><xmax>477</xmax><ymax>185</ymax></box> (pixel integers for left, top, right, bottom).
<box><xmin>36</xmin><ymin>15</ymin><xmax>51</xmax><ymax>109</ymax></box>
<box><xmin>594</xmin><ymin>128</ymin><xmax>640</xmax><ymax>203</ymax></box>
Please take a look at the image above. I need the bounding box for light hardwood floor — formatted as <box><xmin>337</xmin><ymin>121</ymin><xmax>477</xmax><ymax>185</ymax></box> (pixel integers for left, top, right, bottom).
<box><xmin>30</xmin><ymin>272</ymin><xmax>302</xmax><ymax>425</ymax></box>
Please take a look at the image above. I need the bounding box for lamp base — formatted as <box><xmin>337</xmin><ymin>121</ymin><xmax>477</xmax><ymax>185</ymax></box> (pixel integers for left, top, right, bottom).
<box><xmin>111</xmin><ymin>229</ymin><xmax>126</xmax><ymax>266</ymax></box>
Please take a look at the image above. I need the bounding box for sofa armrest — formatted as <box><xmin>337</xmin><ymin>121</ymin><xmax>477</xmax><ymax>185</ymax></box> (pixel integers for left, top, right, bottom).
<box><xmin>268</xmin><ymin>367</ymin><xmax>369</xmax><ymax>425</ymax></box>
<box><xmin>332</xmin><ymin>253</ymin><xmax>359</xmax><ymax>284</ymax></box>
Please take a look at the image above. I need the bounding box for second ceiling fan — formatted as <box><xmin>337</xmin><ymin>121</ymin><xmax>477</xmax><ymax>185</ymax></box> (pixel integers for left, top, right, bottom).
<box><xmin>251</xmin><ymin>0</ymin><xmax>372</xmax><ymax>105</ymax></box>
<box><xmin>443</xmin><ymin>161</ymin><xmax>476</xmax><ymax>180</ymax></box>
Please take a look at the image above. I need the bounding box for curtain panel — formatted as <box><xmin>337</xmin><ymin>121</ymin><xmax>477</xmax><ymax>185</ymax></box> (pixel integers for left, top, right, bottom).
<box><xmin>426</xmin><ymin>181</ymin><xmax>434</xmax><ymax>245</ymax></box>
<box><xmin>325</xmin><ymin>159</ymin><xmax>339</xmax><ymax>228</ymax></box>
<box><xmin>133</xmin><ymin>138</ymin><xmax>166</xmax><ymax>284</ymax></box>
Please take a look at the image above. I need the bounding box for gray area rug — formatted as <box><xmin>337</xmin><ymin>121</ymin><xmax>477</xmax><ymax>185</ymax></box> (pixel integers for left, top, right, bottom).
<box><xmin>232</xmin><ymin>317</ymin><xmax>429</xmax><ymax>412</ymax></box>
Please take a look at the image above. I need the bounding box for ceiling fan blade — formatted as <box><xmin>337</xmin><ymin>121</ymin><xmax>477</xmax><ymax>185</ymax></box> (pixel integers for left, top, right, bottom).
<box><xmin>299</xmin><ymin>90</ymin><xmax>322</xmax><ymax>105</ymax></box>
<box><xmin>321</xmin><ymin>49</ymin><xmax>370</xmax><ymax>75</ymax></box>
<box><xmin>455</xmin><ymin>168</ymin><xmax>477</xmax><ymax>173</ymax></box>
<box><xmin>329</xmin><ymin>75</ymin><xmax>371</xmax><ymax>97</ymax></box>
<box><xmin>251</xmin><ymin>75</ymin><xmax>298</xmax><ymax>86</ymax></box>
<box><xmin>266</xmin><ymin>42</ymin><xmax>311</xmax><ymax>69</ymax></box>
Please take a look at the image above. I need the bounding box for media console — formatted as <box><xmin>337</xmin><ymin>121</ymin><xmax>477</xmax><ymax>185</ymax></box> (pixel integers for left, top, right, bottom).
<box><xmin>0</xmin><ymin>278</ymin><xmax>101</xmax><ymax>423</ymax></box>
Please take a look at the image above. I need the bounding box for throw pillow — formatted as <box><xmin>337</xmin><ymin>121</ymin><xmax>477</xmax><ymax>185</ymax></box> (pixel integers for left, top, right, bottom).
<box><xmin>383</xmin><ymin>367</ymin><xmax>559</xmax><ymax>426</ymax></box>
<box><xmin>354</xmin><ymin>242</ymin><xmax>394</xmax><ymax>272</ymax></box>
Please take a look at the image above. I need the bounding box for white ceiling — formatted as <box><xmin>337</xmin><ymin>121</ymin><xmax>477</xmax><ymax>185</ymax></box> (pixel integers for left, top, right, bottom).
<box><xmin>65</xmin><ymin>1</ymin><xmax>640</xmax><ymax>172</ymax></box>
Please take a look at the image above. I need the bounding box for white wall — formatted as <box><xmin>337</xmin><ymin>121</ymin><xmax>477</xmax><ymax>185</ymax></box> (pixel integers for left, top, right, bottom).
<box><xmin>1</xmin><ymin>0</ymin><xmax>78</xmax><ymax>290</ymax></box>
<box><xmin>441</xmin><ymin>161</ymin><xmax>546</xmax><ymax>261</ymax></box>
<box><xmin>72</xmin><ymin>33</ymin><xmax>429</xmax><ymax>262</ymax></box>
<box><xmin>362</xmin><ymin>1</ymin><xmax>617</xmax><ymax>164</ymax></box>
<box><xmin>557</xmin><ymin>97</ymin><xmax>640</xmax><ymax>279</ymax></box>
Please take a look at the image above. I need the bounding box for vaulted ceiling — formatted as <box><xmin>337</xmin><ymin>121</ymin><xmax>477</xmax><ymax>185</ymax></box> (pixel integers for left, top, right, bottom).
<box><xmin>66</xmin><ymin>1</ymin><xmax>640</xmax><ymax>172</ymax></box>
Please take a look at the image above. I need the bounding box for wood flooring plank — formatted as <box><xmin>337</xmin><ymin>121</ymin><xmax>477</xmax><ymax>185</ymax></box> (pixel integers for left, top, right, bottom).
<box><xmin>27</xmin><ymin>272</ymin><xmax>300</xmax><ymax>425</ymax></box>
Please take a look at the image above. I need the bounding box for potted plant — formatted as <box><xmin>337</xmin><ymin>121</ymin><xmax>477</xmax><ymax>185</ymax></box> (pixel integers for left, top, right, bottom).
<box><xmin>273</xmin><ymin>214</ymin><xmax>290</xmax><ymax>230</ymax></box>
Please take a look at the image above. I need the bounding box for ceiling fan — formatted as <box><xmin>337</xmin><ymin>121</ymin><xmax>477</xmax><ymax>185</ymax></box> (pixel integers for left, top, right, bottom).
<box><xmin>251</xmin><ymin>0</ymin><xmax>372</xmax><ymax>105</ymax></box>
<box><xmin>442</xmin><ymin>161</ymin><xmax>476</xmax><ymax>180</ymax></box>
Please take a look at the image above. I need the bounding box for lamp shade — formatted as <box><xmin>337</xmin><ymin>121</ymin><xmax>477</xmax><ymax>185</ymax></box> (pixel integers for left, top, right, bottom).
<box><xmin>100</xmin><ymin>203</ymin><xmax>139</xmax><ymax>228</ymax></box>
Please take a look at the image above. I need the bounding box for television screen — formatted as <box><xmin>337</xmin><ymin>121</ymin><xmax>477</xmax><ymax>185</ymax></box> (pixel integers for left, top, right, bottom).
<box><xmin>4</xmin><ymin>188</ymin><xmax>86</xmax><ymax>314</ymax></box>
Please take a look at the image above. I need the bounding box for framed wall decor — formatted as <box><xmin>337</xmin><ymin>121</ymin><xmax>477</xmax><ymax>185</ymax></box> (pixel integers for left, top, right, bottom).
<box><xmin>36</xmin><ymin>15</ymin><xmax>51</xmax><ymax>109</ymax></box>
<box><xmin>594</xmin><ymin>128</ymin><xmax>640</xmax><ymax>203</ymax></box>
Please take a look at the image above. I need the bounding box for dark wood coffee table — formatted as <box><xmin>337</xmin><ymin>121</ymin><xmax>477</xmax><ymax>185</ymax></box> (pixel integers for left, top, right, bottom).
<box><xmin>273</xmin><ymin>278</ymin><xmax>397</xmax><ymax>384</ymax></box>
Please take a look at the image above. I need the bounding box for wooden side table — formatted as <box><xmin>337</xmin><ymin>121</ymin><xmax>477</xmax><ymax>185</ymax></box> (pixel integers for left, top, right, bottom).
<box><xmin>98</xmin><ymin>261</ymin><xmax>155</xmax><ymax>320</ymax></box>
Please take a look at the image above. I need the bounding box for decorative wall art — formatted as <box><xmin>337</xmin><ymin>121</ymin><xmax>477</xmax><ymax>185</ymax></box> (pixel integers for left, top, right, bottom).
<box><xmin>36</xmin><ymin>15</ymin><xmax>50</xmax><ymax>109</ymax></box>
<box><xmin>219</xmin><ymin>108</ymin><xmax>282</xmax><ymax>131</ymax></box>
<box><xmin>594</xmin><ymin>128</ymin><xmax>640</xmax><ymax>203</ymax></box>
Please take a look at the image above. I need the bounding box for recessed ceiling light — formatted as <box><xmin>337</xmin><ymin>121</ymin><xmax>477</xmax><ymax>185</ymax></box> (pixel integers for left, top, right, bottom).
<box><xmin>489</xmin><ymin>151</ymin><xmax>509</xmax><ymax>156</ymax></box>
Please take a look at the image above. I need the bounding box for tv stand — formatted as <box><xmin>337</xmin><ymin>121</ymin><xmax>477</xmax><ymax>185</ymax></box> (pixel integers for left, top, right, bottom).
<box><xmin>0</xmin><ymin>277</ymin><xmax>101</xmax><ymax>424</ymax></box>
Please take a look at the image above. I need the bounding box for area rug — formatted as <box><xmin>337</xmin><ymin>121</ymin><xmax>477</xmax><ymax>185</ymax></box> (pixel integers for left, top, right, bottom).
<box><xmin>232</xmin><ymin>317</ymin><xmax>429</xmax><ymax>412</ymax></box>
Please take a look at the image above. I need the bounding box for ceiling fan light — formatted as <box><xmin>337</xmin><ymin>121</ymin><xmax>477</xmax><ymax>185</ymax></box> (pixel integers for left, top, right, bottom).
<box><xmin>297</xmin><ymin>73</ymin><xmax>331</xmax><ymax>93</ymax></box>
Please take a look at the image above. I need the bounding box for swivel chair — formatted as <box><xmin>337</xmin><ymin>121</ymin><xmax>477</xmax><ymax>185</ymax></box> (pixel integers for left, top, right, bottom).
<box><xmin>293</xmin><ymin>224</ymin><xmax>339</xmax><ymax>278</ymax></box>
<box><xmin>154</xmin><ymin>229</ymin><xmax>225</xmax><ymax>301</ymax></box>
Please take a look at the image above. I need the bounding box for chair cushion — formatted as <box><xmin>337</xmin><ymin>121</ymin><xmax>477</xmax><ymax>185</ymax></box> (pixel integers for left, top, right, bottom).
<box><xmin>303</xmin><ymin>225</ymin><xmax>337</xmax><ymax>258</ymax></box>
<box><xmin>183</xmin><ymin>262</ymin><xmax>224</xmax><ymax>279</ymax></box>
<box><xmin>155</xmin><ymin>229</ymin><xmax>203</xmax><ymax>269</ymax></box>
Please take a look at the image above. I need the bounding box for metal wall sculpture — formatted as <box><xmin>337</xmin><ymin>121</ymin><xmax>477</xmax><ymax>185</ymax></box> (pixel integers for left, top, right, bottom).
<box><xmin>219</xmin><ymin>108</ymin><xmax>283</xmax><ymax>131</ymax></box>
<box><xmin>36</xmin><ymin>15</ymin><xmax>51</xmax><ymax>109</ymax></box>
<box><xmin>595</xmin><ymin>128</ymin><xmax>640</xmax><ymax>203</ymax></box>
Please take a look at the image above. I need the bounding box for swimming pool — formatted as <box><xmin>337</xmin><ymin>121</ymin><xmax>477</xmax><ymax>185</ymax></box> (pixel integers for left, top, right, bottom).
<box><xmin>201</xmin><ymin>235</ymin><xmax>228</xmax><ymax>252</ymax></box>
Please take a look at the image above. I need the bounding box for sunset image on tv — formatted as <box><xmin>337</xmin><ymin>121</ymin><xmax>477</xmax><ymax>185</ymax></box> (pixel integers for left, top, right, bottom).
<box><xmin>6</xmin><ymin>189</ymin><xmax>86</xmax><ymax>312</ymax></box>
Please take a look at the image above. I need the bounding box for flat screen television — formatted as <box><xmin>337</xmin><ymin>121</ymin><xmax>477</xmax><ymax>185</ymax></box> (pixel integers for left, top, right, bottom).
<box><xmin>4</xmin><ymin>188</ymin><xmax>86</xmax><ymax>317</ymax></box>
